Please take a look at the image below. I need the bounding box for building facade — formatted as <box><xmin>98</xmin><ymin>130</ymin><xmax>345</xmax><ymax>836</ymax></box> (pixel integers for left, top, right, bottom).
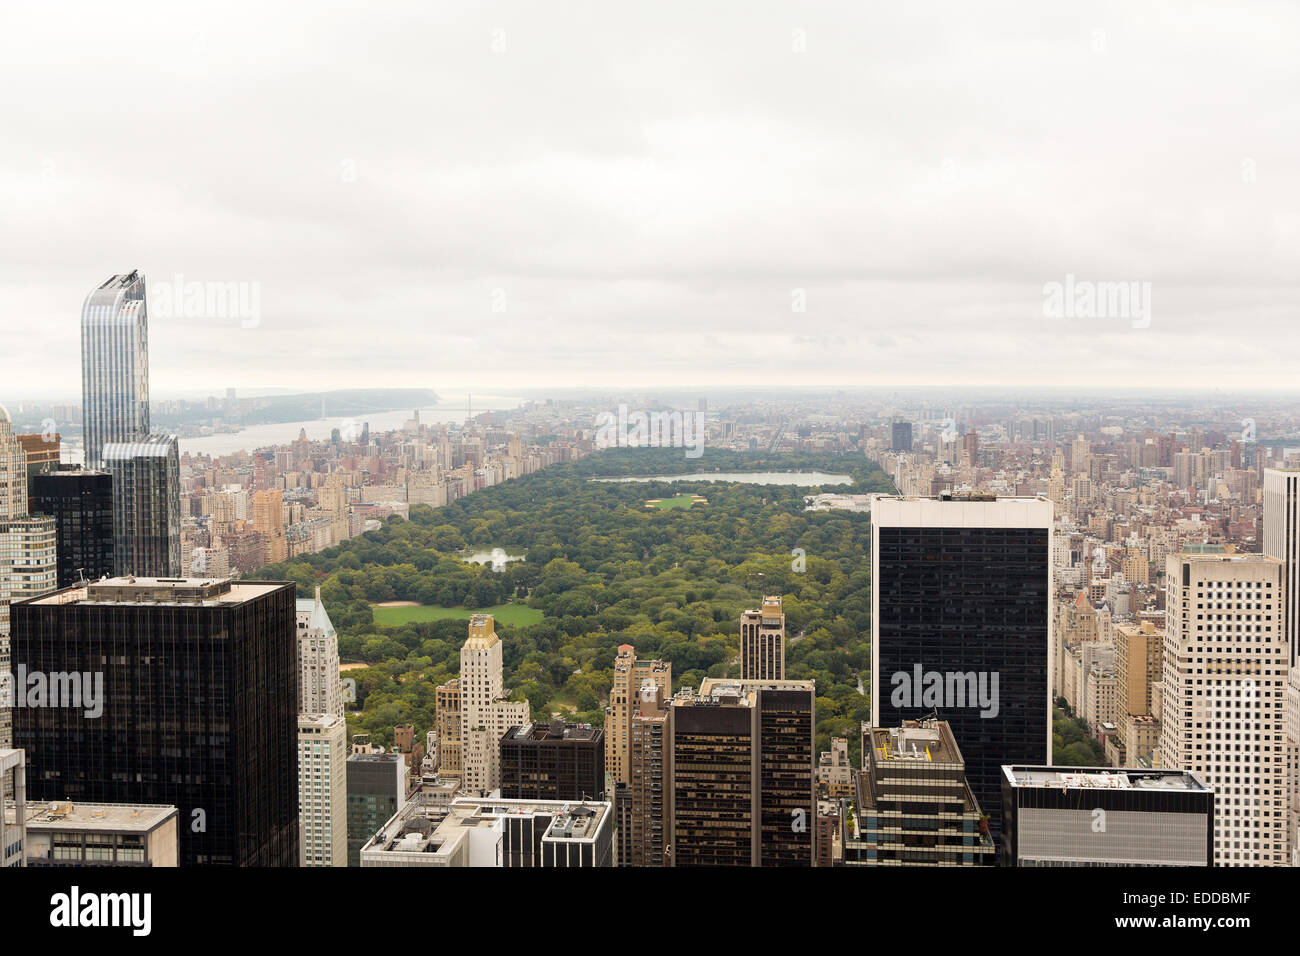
<box><xmin>871</xmin><ymin>494</ymin><xmax>1053</xmax><ymax>840</ymax></box>
<box><xmin>739</xmin><ymin>595</ymin><xmax>786</xmax><ymax>681</ymax></box>
<box><xmin>500</xmin><ymin>720</ymin><xmax>605</xmax><ymax>802</ymax></box>
<box><xmin>11</xmin><ymin>577</ymin><xmax>299</xmax><ymax>867</ymax></box>
<box><xmin>102</xmin><ymin>435</ymin><xmax>181</xmax><ymax>577</ymax></box>
<box><xmin>1158</xmin><ymin>551</ymin><xmax>1289</xmax><ymax>866</ymax></box>
<box><xmin>81</xmin><ymin>271</ymin><xmax>150</xmax><ymax>470</ymax></box>
<box><xmin>298</xmin><ymin>714</ymin><xmax>347</xmax><ymax>867</ymax></box>
<box><xmin>1001</xmin><ymin>766</ymin><xmax>1213</xmax><ymax>866</ymax></box>
<box><xmin>30</xmin><ymin>470</ymin><xmax>115</xmax><ymax>588</ymax></box>
<box><xmin>668</xmin><ymin>678</ymin><xmax>816</xmax><ymax>867</ymax></box>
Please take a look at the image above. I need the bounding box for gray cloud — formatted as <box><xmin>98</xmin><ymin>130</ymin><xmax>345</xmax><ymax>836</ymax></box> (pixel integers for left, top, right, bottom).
<box><xmin>2</xmin><ymin>0</ymin><xmax>1296</xmax><ymax>397</ymax></box>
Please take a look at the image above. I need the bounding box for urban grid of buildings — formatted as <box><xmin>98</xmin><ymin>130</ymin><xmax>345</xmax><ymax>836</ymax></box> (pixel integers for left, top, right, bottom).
<box><xmin>3</xmin><ymin>271</ymin><xmax>1300</xmax><ymax>867</ymax></box>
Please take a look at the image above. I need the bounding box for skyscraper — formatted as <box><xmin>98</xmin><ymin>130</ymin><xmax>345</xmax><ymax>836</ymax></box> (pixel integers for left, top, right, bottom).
<box><xmin>605</xmin><ymin>644</ymin><xmax>671</xmax><ymax>787</ymax></box>
<box><xmin>346</xmin><ymin>751</ymin><xmax>407</xmax><ymax>867</ymax></box>
<box><xmin>30</xmin><ymin>470</ymin><xmax>114</xmax><ymax>587</ymax></box>
<box><xmin>298</xmin><ymin>713</ymin><xmax>347</xmax><ymax>867</ymax></box>
<box><xmin>102</xmin><ymin>434</ymin><xmax>181</xmax><ymax>577</ymax></box>
<box><xmin>0</xmin><ymin>411</ymin><xmax>58</xmax><ymax>750</ymax></box>
<box><xmin>842</xmin><ymin>719</ymin><xmax>995</xmax><ymax>866</ymax></box>
<box><xmin>740</xmin><ymin>595</ymin><xmax>786</xmax><ymax>680</ymax></box>
<box><xmin>81</xmin><ymin>271</ymin><xmax>150</xmax><ymax>469</ymax></box>
<box><xmin>625</xmin><ymin>679</ymin><xmax>669</xmax><ymax>867</ymax></box>
<box><xmin>296</xmin><ymin>585</ymin><xmax>343</xmax><ymax>717</ymax></box>
<box><xmin>1158</xmin><ymin>550</ymin><xmax>1288</xmax><ymax>866</ymax></box>
<box><xmin>499</xmin><ymin>720</ymin><xmax>605</xmax><ymax>802</ymax></box>
<box><xmin>891</xmin><ymin>421</ymin><xmax>913</xmax><ymax>452</ymax></box>
<box><xmin>12</xmin><ymin>576</ymin><xmax>299</xmax><ymax>866</ymax></box>
<box><xmin>458</xmin><ymin>614</ymin><xmax>529</xmax><ymax>794</ymax></box>
<box><xmin>668</xmin><ymin>678</ymin><xmax>815</xmax><ymax>867</ymax></box>
<box><xmin>871</xmin><ymin>494</ymin><xmax>1053</xmax><ymax>841</ymax></box>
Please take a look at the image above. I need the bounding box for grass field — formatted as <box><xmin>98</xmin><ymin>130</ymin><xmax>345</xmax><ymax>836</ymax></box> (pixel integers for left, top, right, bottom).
<box><xmin>646</xmin><ymin>494</ymin><xmax>707</xmax><ymax>510</ymax></box>
<box><xmin>371</xmin><ymin>602</ymin><xmax>544</xmax><ymax>627</ymax></box>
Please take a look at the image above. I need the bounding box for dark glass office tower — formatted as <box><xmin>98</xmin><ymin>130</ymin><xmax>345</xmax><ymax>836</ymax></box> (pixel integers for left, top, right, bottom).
<box><xmin>346</xmin><ymin>752</ymin><xmax>406</xmax><ymax>867</ymax></box>
<box><xmin>668</xmin><ymin>678</ymin><xmax>816</xmax><ymax>867</ymax></box>
<box><xmin>499</xmin><ymin>720</ymin><xmax>605</xmax><ymax>802</ymax></box>
<box><xmin>30</xmin><ymin>470</ymin><xmax>114</xmax><ymax>587</ymax></box>
<box><xmin>871</xmin><ymin>495</ymin><xmax>1053</xmax><ymax>841</ymax></box>
<box><xmin>891</xmin><ymin>421</ymin><xmax>913</xmax><ymax>452</ymax></box>
<box><xmin>11</xmin><ymin>577</ymin><xmax>299</xmax><ymax>867</ymax></box>
<box><xmin>102</xmin><ymin>435</ymin><xmax>181</xmax><ymax>577</ymax></box>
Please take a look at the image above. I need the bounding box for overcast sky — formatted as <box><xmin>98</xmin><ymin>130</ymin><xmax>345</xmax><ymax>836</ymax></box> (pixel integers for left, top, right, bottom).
<box><xmin>2</xmin><ymin>1</ymin><xmax>1296</xmax><ymax>399</ymax></box>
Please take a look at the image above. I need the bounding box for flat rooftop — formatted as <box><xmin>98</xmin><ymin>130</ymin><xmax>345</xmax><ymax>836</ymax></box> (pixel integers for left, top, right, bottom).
<box><xmin>22</xmin><ymin>576</ymin><xmax>288</xmax><ymax>607</ymax></box>
<box><xmin>363</xmin><ymin>796</ymin><xmax>610</xmax><ymax>857</ymax></box>
<box><xmin>508</xmin><ymin>721</ymin><xmax>601</xmax><ymax>743</ymax></box>
<box><xmin>6</xmin><ymin>800</ymin><xmax>177</xmax><ymax>832</ymax></box>
<box><xmin>690</xmin><ymin>678</ymin><xmax>815</xmax><ymax>707</ymax></box>
<box><xmin>867</xmin><ymin>720</ymin><xmax>961</xmax><ymax>765</ymax></box>
<box><xmin>1003</xmin><ymin>766</ymin><xmax>1208</xmax><ymax>792</ymax></box>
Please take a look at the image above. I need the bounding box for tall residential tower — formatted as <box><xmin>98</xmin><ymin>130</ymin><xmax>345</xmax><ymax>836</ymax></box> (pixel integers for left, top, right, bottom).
<box><xmin>81</xmin><ymin>271</ymin><xmax>150</xmax><ymax>469</ymax></box>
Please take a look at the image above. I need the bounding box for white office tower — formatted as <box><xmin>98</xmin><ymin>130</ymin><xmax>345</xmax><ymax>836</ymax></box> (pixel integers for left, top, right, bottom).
<box><xmin>1262</xmin><ymin>468</ymin><xmax>1300</xmax><ymax>862</ymax></box>
<box><xmin>296</xmin><ymin>586</ymin><xmax>343</xmax><ymax>717</ymax></box>
<box><xmin>81</xmin><ymin>271</ymin><xmax>150</xmax><ymax>469</ymax></box>
<box><xmin>1159</xmin><ymin>551</ymin><xmax>1289</xmax><ymax>866</ymax></box>
<box><xmin>298</xmin><ymin>714</ymin><xmax>347</xmax><ymax>867</ymax></box>
<box><xmin>0</xmin><ymin>411</ymin><xmax>57</xmax><ymax>751</ymax></box>
<box><xmin>459</xmin><ymin>614</ymin><xmax>529</xmax><ymax>795</ymax></box>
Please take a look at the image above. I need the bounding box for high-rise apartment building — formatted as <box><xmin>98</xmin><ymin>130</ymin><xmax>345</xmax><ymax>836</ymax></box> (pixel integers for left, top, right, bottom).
<box><xmin>1159</xmin><ymin>551</ymin><xmax>1289</xmax><ymax>866</ymax></box>
<box><xmin>624</xmin><ymin>679</ymin><xmax>669</xmax><ymax>867</ymax></box>
<box><xmin>605</xmin><ymin>644</ymin><xmax>671</xmax><ymax>786</ymax></box>
<box><xmin>81</xmin><ymin>271</ymin><xmax>150</xmax><ymax>469</ymax></box>
<box><xmin>459</xmin><ymin>614</ymin><xmax>529</xmax><ymax>794</ymax></box>
<box><xmin>668</xmin><ymin>678</ymin><xmax>815</xmax><ymax>867</ymax></box>
<box><xmin>1114</xmin><ymin>620</ymin><xmax>1161</xmax><ymax>719</ymax></box>
<box><xmin>499</xmin><ymin>720</ymin><xmax>605</xmax><ymax>802</ymax></box>
<box><xmin>253</xmin><ymin>488</ymin><xmax>287</xmax><ymax>564</ymax></box>
<box><xmin>740</xmin><ymin>595</ymin><xmax>786</xmax><ymax>681</ymax></box>
<box><xmin>12</xmin><ymin>576</ymin><xmax>299</xmax><ymax>866</ymax></box>
<box><xmin>102</xmin><ymin>435</ymin><xmax>181</xmax><ymax>577</ymax></box>
<box><xmin>0</xmin><ymin>413</ymin><xmax>58</xmax><ymax>751</ymax></box>
<box><xmin>296</xmin><ymin>585</ymin><xmax>342</xmax><ymax>717</ymax></box>
<box><xmin>435</xmin><ymin>678</ymin><xmax>462</xmax><ymax>777</ymax></box>
<box><xmin>298</xmin><ymin>714</ymin><xmax>347</xmax><ymax>867</ymax></box>
<box><xmin>1001</xmin><ymin>766</ymin><xmax>1213</xmax><ymax>867</ymax></box>
<box><xmin>871</xmin><ymin>494</ymin><xmax>1053</xmax><ymax>841</ymax></box>
<box><xmin>842</xmin><ymin>719</ymin><xmax>995</xmax><ymax>866</ymax></box>
<box><xmin>30</xmin><ymin>470</ymin><xmax>114</xmax><ymax>587</ymax></box>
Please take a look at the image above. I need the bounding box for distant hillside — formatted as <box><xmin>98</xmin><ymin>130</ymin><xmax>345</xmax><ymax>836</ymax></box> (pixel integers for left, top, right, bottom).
<box><xmin>154</xmin><ymin>388</ymin><xmax>441</xmax><ymax>428</ymax></box>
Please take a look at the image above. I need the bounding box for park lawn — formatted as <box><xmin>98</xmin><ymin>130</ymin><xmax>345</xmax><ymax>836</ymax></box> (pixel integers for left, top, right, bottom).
<box><xmin>371</xmin><ymin>602</ymin><xmax>544</xmax><ymax>627</ymax></box>
<box><xmin>646</xmin><ymin>494</ymin><xmax>706</xmax><ymax>510</ymax></box>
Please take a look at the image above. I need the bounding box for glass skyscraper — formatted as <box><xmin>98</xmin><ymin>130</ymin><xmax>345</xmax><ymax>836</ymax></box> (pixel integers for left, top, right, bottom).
<box><xmin>102</xmin><ymin>434</ymin><xmax>181</xmax><ymax>577</ymax></box>
<box><xmin>13</xmin><ymin>577</ymin><xmax>300</xmax><ymax>867</ymax></box>
<box><xmin>871</xmin><ymin>494</ymin><xmax>1053</xmax><ymax>842</ymax></box>
<box><xmin>81</xmin><ymin>271</ymin><xmax>150</xmax><ymax>469</ymax></box>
